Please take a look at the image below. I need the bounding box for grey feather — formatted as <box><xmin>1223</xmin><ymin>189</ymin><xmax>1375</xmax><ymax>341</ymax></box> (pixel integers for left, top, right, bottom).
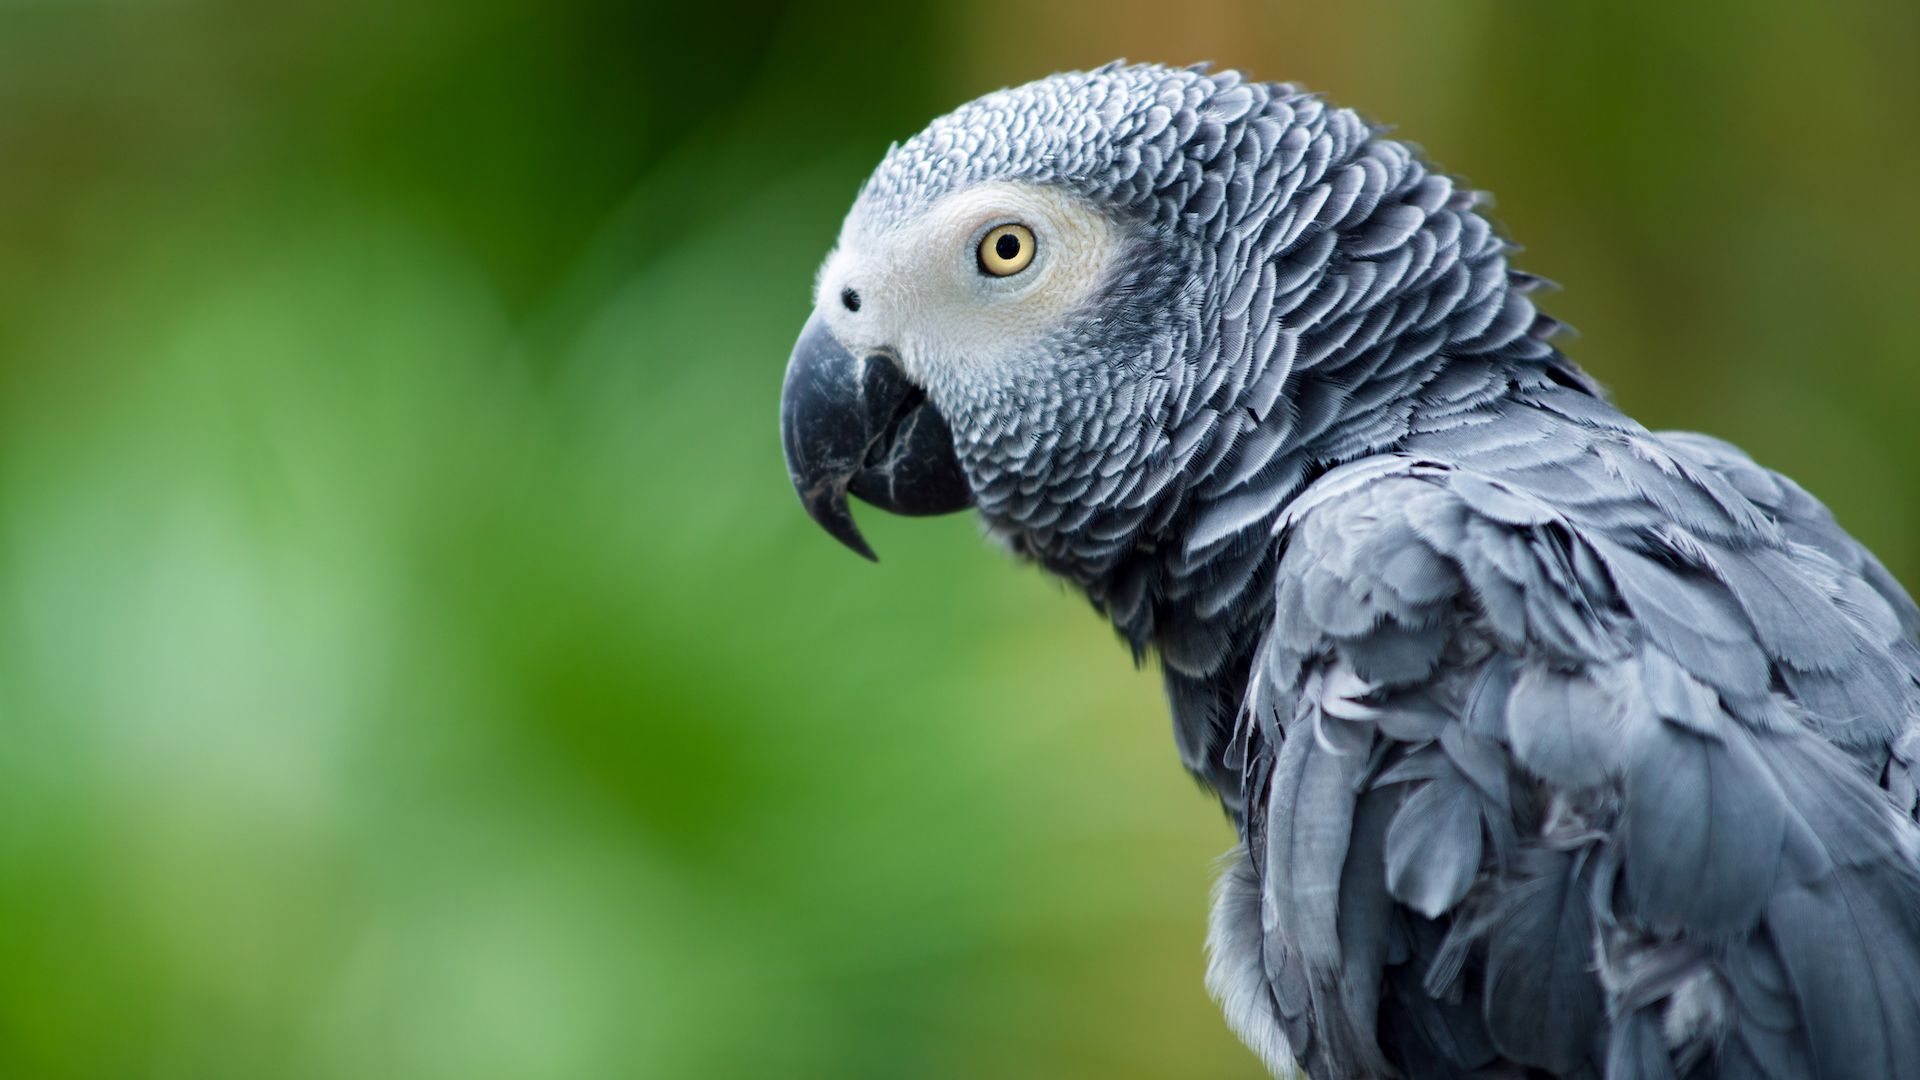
<box><xmin>1622</xmin><ymin>723</ymin><xmax>1785</xmax><ymax>937</ymax></box>
<box><xmin>1606</xmin><ymin>1010</ymin><xmax>1679</xmax><ymax>1080</ymax></box>
<box><xmin>1318</xmin><ymin>784</ymin><xmax>1400</xmax><ymax>1078</ymax></box>
<box><xmin>1339</xmin><ymin>621</ymin><xmax>1450</xmax><ymax>686</ymax></box>
<box><xmin>1713</xmin><ymin>546</ymin><xmax>1863</xmax><ymax>673</ymax></box>
<box><xmin>1482</xmin><ymin>849</ymin><xmax>1603</xmax><ymax>1073</ymax></box>
<box><xmin>1638</xmin><ymin>648</ymin><xmax>1728</xmax><ymax>737</ymax></box>
<box><xmin>1461</xmin><ymin>653</ymin><xmax>1520</xmax><ymax>738</ymax></box>
<box><xmin>1206</xmin><ymin>849</ymin><xmax>1300</xmax><ymax>1077</ymax></box>
<box><xmin>1768</xmin><ymin>870</ymin><xmax>1920</xmax><ymax>1080</ymax></box>
<box><xmin>1505</xmin><ymin>665</ymin><xmax>1620</xmax><ymax>790</ymax></box>
<box><xmin>1383</xmin><ymin>773</ymin><xmax>1482</xmax><ymax>917</ymax></box>
<box><xmin>1264</xmin><ymin>697</ymin><xmax>1371</xmax><ymax>967</ymax></box>
<box><xmin>1779</xmin><ymin>656</ymin><xmax>1910</xmax><ymax>748</ymax></box>
<box><xmin>1587</xmin><ymin>535</ymin><xmax>1771</xmax><ymax>696</ymax></box>
<box><xmin>1370</xmin><ymin>692</ymin><xmax>1454</xmax><ymax>742</ymax></box>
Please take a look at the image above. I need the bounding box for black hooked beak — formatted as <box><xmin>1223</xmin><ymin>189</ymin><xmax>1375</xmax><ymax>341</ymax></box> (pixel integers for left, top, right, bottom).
<box><xmin>780</xmin><ymin>314</ymin><xmax>973</xmax><ymax>560</ymax></box>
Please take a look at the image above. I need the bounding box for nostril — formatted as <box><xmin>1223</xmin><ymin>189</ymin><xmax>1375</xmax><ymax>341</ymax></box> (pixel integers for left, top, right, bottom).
<box><xmin>841</xmin><ymin>288</ymin><xmax>861</xmax><ymax>313</ymax></box>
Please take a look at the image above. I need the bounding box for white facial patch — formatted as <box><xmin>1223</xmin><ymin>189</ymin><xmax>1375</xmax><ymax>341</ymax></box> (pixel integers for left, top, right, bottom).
<box><xmin>813</xmin><ymin>181</ymin><xmax>1123</xmax><ymax>391</ymax></box>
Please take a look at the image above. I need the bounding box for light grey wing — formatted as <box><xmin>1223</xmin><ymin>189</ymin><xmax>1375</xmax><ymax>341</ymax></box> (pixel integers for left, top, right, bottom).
<box><xmin>1656</xmin><ymin>425</ymin><xmax>1920</xmax><ymax>814</ymax></box>
<box><xmin>1210</xmin><ymin>399</ymin><xmax>1920</xmax><ymax>1080</ymax></box>
<box><xmin>1656</xmin><ymin>427</ymin><xmax>1920</xmax><ymax>641</ymax></box>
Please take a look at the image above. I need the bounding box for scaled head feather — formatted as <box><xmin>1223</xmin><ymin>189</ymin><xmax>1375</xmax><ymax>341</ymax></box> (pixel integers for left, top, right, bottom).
<box><xmin>809</xmin><ymin>63</ymin><xmax>1575</xmax><ymax>660</ymax></box>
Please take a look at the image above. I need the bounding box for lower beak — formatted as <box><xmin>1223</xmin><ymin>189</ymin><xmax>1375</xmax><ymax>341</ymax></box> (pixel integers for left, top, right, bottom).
<box><xmin>779</xmin><ymin>315</ymin><xmax>974</xmax><ymax>561</ymax></box>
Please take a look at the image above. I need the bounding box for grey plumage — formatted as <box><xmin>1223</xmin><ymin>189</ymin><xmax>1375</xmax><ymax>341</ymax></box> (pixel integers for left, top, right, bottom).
<box><xmin>780</xmin><ymin>62</ymin><xmax>1920</xmax><ymax>1080</ymax></box>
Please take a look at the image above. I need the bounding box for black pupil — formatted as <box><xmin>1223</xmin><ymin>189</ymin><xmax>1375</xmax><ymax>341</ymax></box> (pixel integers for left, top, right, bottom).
<box><xmin>995</xmin><ymin>232</ymin><xmax>1022</xmax><ymax>261</ymax></box>
<box><xmin>841</xmin><ymin>288</ymin><xmax>860</xmax><ymax>312</ymax></box>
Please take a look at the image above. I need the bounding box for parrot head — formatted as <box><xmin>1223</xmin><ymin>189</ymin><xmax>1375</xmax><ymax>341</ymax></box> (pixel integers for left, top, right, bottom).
<box><xmin>781</xmin><ymin>62</ymin><xmax>1564</xmax><ymax>647</ymax></box>
<box><xmin>781</xmin><ymin>171</ymin><xmax>1139</xmax><ymax>561</ymax></box>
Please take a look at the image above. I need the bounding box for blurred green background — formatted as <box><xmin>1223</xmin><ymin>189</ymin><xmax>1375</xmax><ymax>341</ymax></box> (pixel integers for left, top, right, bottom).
<box><xmin>0</xmin><ymin>1</ymin><xmax>1914</xmax><ymax>1076</ymax></box>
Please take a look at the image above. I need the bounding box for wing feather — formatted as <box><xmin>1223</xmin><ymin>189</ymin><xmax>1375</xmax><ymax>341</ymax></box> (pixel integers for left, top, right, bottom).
<box><xmin>1213</xmin><ymin>400</ymin><xmax>1920</xmax><ymax>1080</ymax></box>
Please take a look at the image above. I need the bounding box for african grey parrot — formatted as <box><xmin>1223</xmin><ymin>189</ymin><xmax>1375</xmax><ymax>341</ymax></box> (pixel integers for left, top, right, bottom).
<box><xmin>778</xmin><ymin>63</ymin><xmax>1920</xmax><ymax>1080</ymax></box>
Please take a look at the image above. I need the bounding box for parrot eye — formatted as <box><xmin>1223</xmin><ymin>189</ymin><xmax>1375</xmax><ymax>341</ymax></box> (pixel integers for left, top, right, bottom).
<box><xmin>978</xmin><ymin>223</ymin><xmax>1036</xmax><ymax>276</ymax></box>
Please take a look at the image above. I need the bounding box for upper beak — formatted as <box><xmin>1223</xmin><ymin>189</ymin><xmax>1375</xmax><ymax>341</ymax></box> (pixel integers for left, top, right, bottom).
<box><xmin>779</xmin><ymin>314</ymin><xmax>973</xmax><ymax>560</ymax></box>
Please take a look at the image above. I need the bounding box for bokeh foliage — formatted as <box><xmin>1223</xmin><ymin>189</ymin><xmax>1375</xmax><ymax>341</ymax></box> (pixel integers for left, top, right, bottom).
<box><xmin>0</xmin><ymin>1</ymin><xmax>1914</xmax><ymax>1077</ymax></box>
